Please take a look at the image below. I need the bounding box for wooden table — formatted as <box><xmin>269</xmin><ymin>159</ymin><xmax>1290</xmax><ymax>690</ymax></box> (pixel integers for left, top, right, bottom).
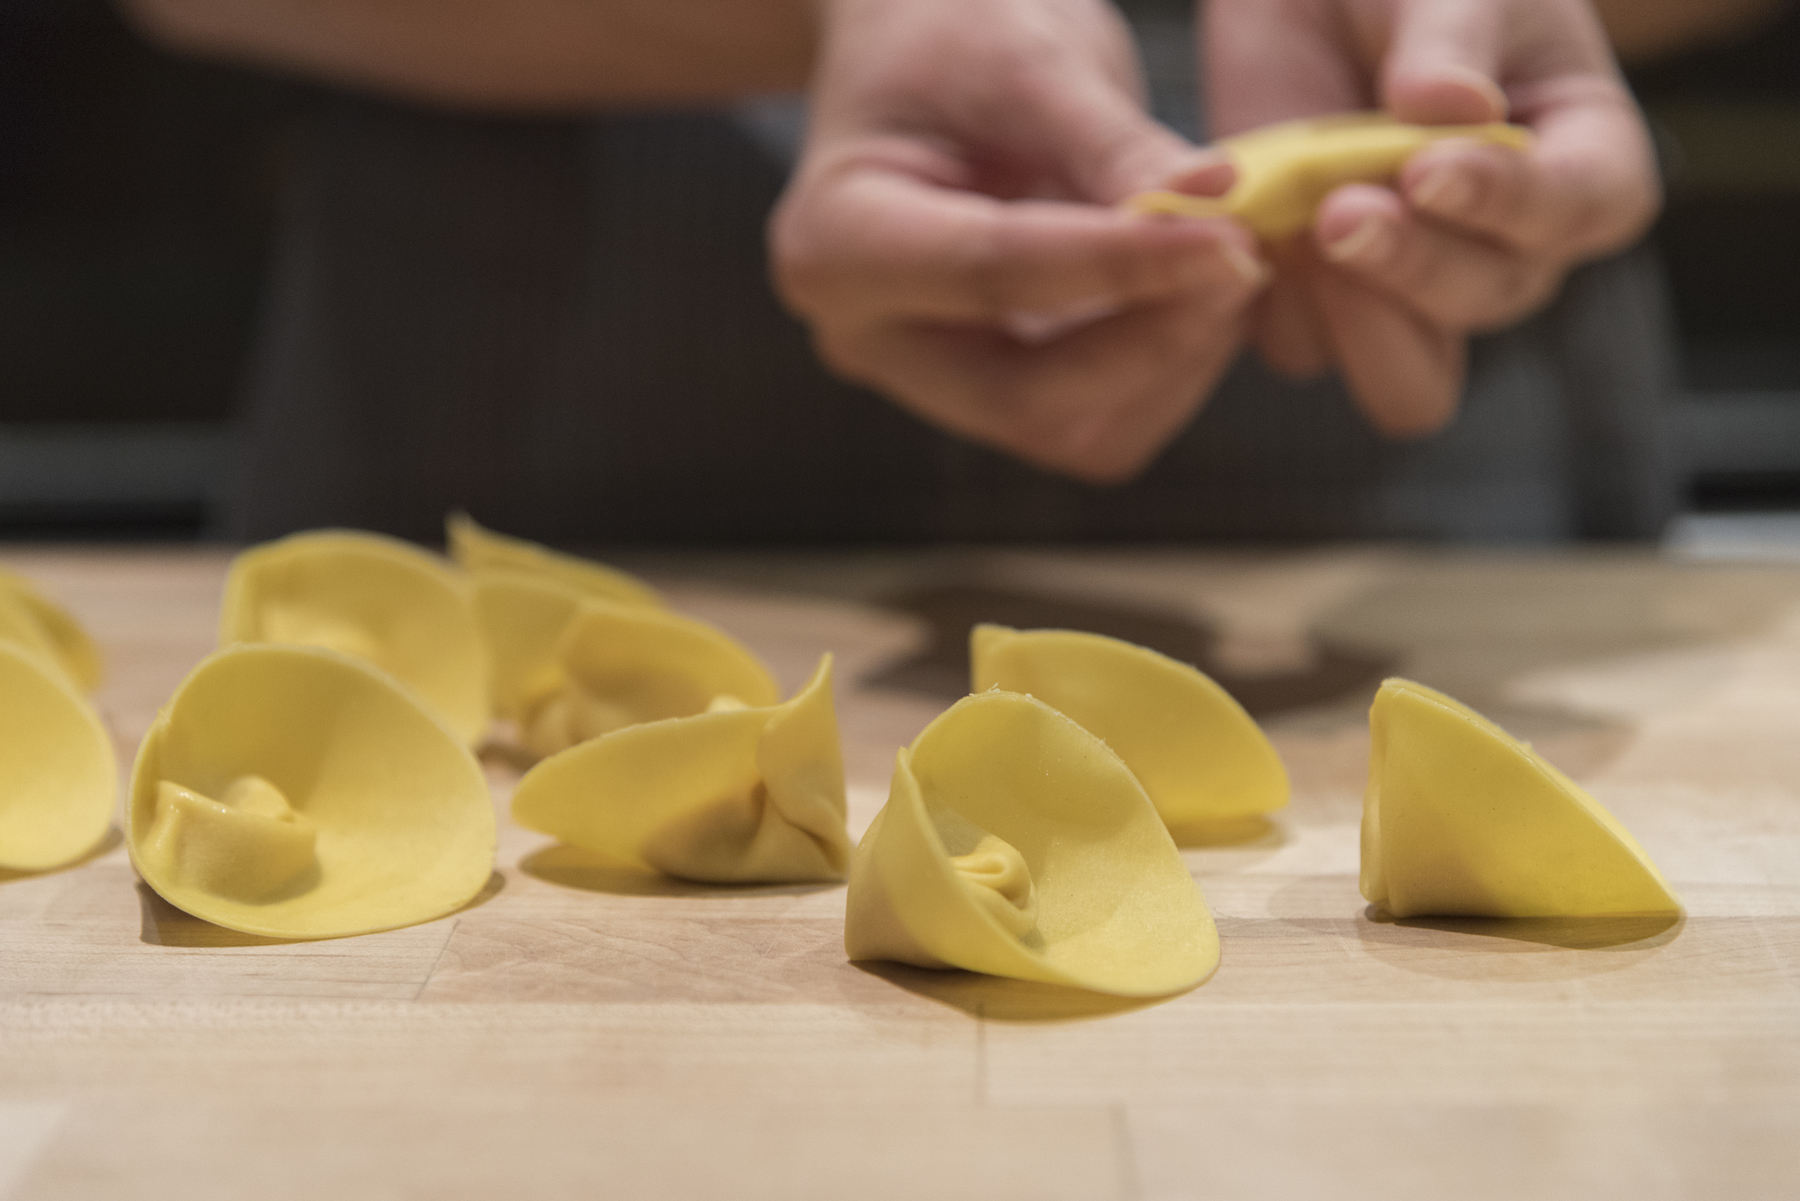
<box><xmin>1</xmin><ymin>545</ymin><xmax>1796</xmax><ymax>1200</ymax></box>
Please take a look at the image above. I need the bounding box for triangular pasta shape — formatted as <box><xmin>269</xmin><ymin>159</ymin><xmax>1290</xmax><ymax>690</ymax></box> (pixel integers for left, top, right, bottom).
<box><xmin>1362</xmin><ymin>678</ymin><xmax>1681</xmax><ymax>918</ymax></box>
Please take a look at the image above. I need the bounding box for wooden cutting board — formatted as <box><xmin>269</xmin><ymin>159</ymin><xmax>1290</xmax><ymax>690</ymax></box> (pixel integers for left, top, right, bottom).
<box><xmin>0</xmin><ymin>544</ymin><xmax>1795</xmax><ymax>1201</ymax></box>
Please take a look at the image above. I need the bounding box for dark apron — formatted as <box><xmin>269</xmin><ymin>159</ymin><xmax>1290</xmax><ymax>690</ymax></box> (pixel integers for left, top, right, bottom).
<box><xmin>226</xmin><ymin>94</ymin><xmax>1678</xmax><ymax>546</ymax></box>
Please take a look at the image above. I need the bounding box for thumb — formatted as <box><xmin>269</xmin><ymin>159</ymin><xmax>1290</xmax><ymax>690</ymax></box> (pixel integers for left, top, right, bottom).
<box><xmin>1045</xmin><ymin>73</ymin><xmax>1222</xmax><ymax>202</ymax></box>
<box><xmin>1380</xmin><ymin>0</ymin><xmax>1509</xmax><ymax>125</ymax></box>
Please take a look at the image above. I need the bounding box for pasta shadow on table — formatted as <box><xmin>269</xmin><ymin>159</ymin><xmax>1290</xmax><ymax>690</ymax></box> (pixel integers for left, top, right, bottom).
<box><xmin>135</xmin><ymin>870</ymin><xmax>507</xmax><ymax>947</ymax></box>
<box><xmin>863</xmin><ymin>582</ymin><xmax>1396</xmax><ymax>716</ymax></box>
<box><xmin>853</xmin><ymin>960</ymin><xmax>1173</xmax><ymax>1024</ymax></box>
<box><xmin>1168</xmin><ymin>815</ymin><xmax>1286</xmax><ymax>850</ymax></box>
<box><xmin>519</xmin><ymin>843</ymin><xmax>844</xmax><ymax>900</ymax></box>
<box><xmin>1360</xmin><ymin>907</ymin><xmax>1684</xmax><ymax>951</ymax></box>
<box><xmin>0</xmin><ymin>825</ymin><xmax>123</xmax><ymax>885</ymax></box>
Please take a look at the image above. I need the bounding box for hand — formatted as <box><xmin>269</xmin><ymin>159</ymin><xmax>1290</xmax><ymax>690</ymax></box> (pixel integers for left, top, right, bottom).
<box><xmin>1204</xmin><ymin>0</ymin><xmax>1662</xmax><ymax>436</ymax></box>
<box><xmin>770</xmin><ymin>0</ymin><xmax>1267</xmax><ymax>484</ymax></box>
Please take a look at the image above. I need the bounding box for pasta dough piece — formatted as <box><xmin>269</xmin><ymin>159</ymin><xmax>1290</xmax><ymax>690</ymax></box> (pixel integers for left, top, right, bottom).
<box><xmin>0</xmin><ymin>568</ymin><xmax>102</xmax><ymax>692</ymax></box>
<box><xmin>846</xmin><ymin>690</ymin><xmax>1218</xmax><ymax>996</ymax></box>
<box><xmin>128</xmin><ymin>644</ymin><xmax>495</xmax><ymax>938</ymax></box>
<box><xmin>971</xmin><ymin>624</ymin><xmax>1288</xmax><ymax>827</ymax></box>
<box><xmin>471</xmin><ymin>570</ymin><xmax>587</xmax><ymax>731</ymax></box>
<box><xmin>512</xmin><ymin>655</ymin><xmax>850</xmax><ymax>884</ymax></box>
<box><xmin>1362</xmin><ymin>678</ymin><xmax>1681</xmax><ymax>919</ymax></box>
<box><xmin>1127</xmin><ymin>112</ymin><xmax>1532</xmax><ymax>241</ymax></box>
<box><xmin>446</xmin><ymin>512</ymin><xmax>662</xmax><ymax>609</ymax></box>
<box><xmin>0</xmin><ymin>641</ymin><xmax>115</xmax><ymax>871</ymax></box>
<box><xmin>220</xmin><ymin>530</ymin><xmax>490</xmax><ymax>745</ymax></box>
<box><xmin>518</xmin><ymin>599</ymin><xmax>781</xmax><ymax>759</ymax></box>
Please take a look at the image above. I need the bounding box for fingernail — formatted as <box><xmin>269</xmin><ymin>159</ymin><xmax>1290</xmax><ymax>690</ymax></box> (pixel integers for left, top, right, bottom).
<box><xmin>1439</xmin><ymin>65</ymin><xmax>1509</xmax><ymax>121</ymax></box>
<box><xmin>1003</xmin><ymin>295</ymin><xmax>1122</xmax><ymax>345</ymax></box>
<box><xmin>1324</xmin><ymin>214</ymin><xmax>1393</xmax><ymax>265</ymax></box>
<box><xmin>1411</xmin><ymin>165</ymin><xmax>1472</xmax><ymax>215</ymax></box>
<box><xmin>1218</xmin><ymin>241</ymin><xmax>1269</xmax><ymax>288</ymax></box>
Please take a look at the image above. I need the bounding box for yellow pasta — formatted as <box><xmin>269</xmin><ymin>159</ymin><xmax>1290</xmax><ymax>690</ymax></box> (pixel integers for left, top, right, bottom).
<box><xmin>513</xmin><ymin>655</ymin><xmax>850</xmax><ymax>884</ymax></box>
<box><xmin>515</xmin><ymin>599</ymin><xmax>781</xmax><ymax>759</ymax></box>
<box><xmin>1362</xmin><ymin>678</ymin><xmax>1680</xmax><ymax>918</ymax></box>
<box><xmin>0</xmin><ymin>640</ymin><xmax>115</xmax><ymax>872</ymax></box>
<box><xmin>846</xmin><ymin>690</ymin><xmax>1218</xmax><ymax>996</ymax></box>
<box><xmin>971</xmin><ymin>624</ymin><xmax>1287</xmax><ymax>827</ymax></box>
<box><xmin>1128</xmin><ymin>112</ymin><xmax>1532</xmax><ymax>241</ymax></box>
<box><xmin>446</xmin><ymin>512</ymin><xmax>661</xmax><ymax>609</ymax></box>
<box><xmin>129</xmin><ymin>644</ymin><xmax>495</xmax><ymax>938</ymax></box>
<box><xmin>0</xmin><ymin>568</ymin><xmax>101</xmax><ymax>693</ymax></box>
<box><xmin>220</xmin><ymin>530</ymin><xmax>490</xmax><ymax>745</ymax></box>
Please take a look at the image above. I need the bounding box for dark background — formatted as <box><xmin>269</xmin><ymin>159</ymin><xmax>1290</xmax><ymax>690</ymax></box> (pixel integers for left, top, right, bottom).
<box><xmin>2</xmin><ymin>0</ymin><xmax>1796</xmax><ymax>538</ymax></box>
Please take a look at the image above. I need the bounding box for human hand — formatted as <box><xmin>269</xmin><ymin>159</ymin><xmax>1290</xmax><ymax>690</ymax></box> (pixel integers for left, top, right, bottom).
<box><xmin>770</xmin><ymin>0</ymin><xmax>1267</xmax><ymax>484</ymax></box>
<box><xmin>1203</xmin><ymin>0</ymin><xmax>1662</xmax><ymax>436</ymax></box>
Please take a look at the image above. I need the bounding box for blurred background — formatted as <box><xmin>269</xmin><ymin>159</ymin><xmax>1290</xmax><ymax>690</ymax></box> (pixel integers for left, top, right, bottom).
<box><xmin>1</xmin><ymin>0</ymin><xmax>1795</xmax><ymax>544</ymax></box>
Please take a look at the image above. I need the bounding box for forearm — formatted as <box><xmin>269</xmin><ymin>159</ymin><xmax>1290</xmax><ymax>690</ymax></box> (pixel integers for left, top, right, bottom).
<box><xmin>117</xmin><ymin>0</ymin><xmax>816</xmax><ymax>111</ymax></box>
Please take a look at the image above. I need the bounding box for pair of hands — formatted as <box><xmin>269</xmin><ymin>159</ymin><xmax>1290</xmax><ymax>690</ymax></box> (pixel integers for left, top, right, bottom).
<box><xmin>771</xmin><ymin>0</ymin><xmax>1661</xmax><ymax>483</ymax></box>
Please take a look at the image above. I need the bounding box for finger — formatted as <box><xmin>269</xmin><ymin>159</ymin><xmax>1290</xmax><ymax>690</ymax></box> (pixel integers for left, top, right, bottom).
<box><xmin>1250</xmin><ymin>245</ymin><xmax>1333</xmax><ymax>380</ymax></box>
<box><xmin>772</xmin><ymin>163</ymin><xmax>1264</xmax><ymax>326</ymax></box>
<box><xmin>1202</xmin><ymin>0</ymin><xmax>1368</xmax><ymax>136</ymax></box>
<box><xmin>1307</xmin><ymin>262</ymin><xmax>1464</xmax><ymax>438</ymax></box>
<box><xmin>1041</xmin><ymin>68</ymin><xmax>1223</xmax><ymax>203</ymax></box>
<box><xmin>821</xmin><ymin>287</ymin><xmax>1254</xmax><ymax>481</ymax></box>
<box><xmin>1378</xmin><ymin>0</ymin><xmax>1507</xmax><ymax>125</ymax></box>
<box><xmin>1316</xmin><ymin>183</ymin><xmax>1558</xmax><ymax>332</ymax></box>
<box><xmin>1401</xmin><ymin>82</ymin><xmax>1659</xmax><ymax>258</ymax></box>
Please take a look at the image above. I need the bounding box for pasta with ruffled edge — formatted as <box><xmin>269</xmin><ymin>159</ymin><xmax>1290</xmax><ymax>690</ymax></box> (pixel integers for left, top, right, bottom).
<box><xmin>129</xmin><ymin>643</ymin><xmax>495</xmax><ymax>939</ymax></box>
<box><xmin>512</xmin><ymin>655</ymin><xmax>850</xmax><ymax>884</ymax></box>
<box><xmin>846</xmin><ymin>689</ymin><xmax>1218</xmax><ymax>997</ymax></box>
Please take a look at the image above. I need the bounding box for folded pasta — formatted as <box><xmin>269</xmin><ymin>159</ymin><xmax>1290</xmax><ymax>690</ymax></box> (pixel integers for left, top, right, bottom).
<box><xmin>128</xmin><ymin>644</ymin><xmax>495</xmax><ymax>938</ymax></box>
<box><xmin>515</xmin><ymin>599</ymin><xmax>781</xmax><ymax>759</ymax></box>
<box><xmin>220</xmin><ymin>530</ymin><xmax>490</xmax><ymax>744</ymax></box>
<box><xmin>846</xmin><ymin>690</ymin><xmax>1219</xmax><ymax>997</ymax></box>
<box><xmin>1128</xmin><ymin>112</ymin><xmax>1532</xmax><ymax>241</ymax></box>
<box><xmin>972</xmin><ymin>624</ymin><xmax>1287</xmax><ymax>827</ymax></box>
<box><xmin>0</xmin><ymin>640</ymin><xmax>115</xmax><ymax>872</ymax></box>
<box><xmin>1362</xmin><ymin>678</ymin><xmax>1681</xmax><ymax>919</ymax></box>
<box><xmin>446</xmin><ymin>513</ymin><xmax>661</xmax><ymax>609</ymax></box>
<box><xmin>0</xmin><ymin>568</ymin><xmax>102</xmax><ymax>693</ymax></box>
<box><xmin>512</xmin><ymin>654</ymin><xmax>850</xmax><ymax>884</ymax></box>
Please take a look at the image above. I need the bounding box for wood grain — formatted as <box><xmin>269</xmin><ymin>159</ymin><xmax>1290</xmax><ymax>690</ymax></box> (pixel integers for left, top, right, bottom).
<box><xmin>0</xmin><ymin>545</ymin><xmax>1796</xmax><ymax>1200</ymax></box>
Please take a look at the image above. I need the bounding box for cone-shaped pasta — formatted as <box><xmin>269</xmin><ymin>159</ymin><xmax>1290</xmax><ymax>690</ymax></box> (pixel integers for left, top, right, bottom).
<box><xmin>472</xmin><ymin>571</ymin><xmax>587</xmax><ymax>728</ymax></box>
<box><xmin>512</xmin><ymin>655</ymin><xmax>849</xmax><ymax>883</ymax></box>
<box><xmin>446</xmin><ymin>513</ymin><xmax>661</xmax><ymax>609</ymax></box>
<box><xmin>0</xmin><ymin>568</ymin><xmax>102</xmax><ymax>692</ymax></box>
<box><xmin>128</xmin><ymin>644</ymin><xmax>495</xmax><ymax>938</ymax></box>
<box><xmin>1128</xmin><ymin>113</ymin><xmax>1532</xmax><ymax>241</ymax></box>
<box><xmin>220</xmin><ymin>530</ymin><xmax>490</xmax><ymax>745</ymax></box>
<box><xmin>1362</xmin><ymin>678</ymin><xmax>1681</xmax><ymax>919</ymax></box>
<box><xmin>0</xmin><ymin>641</ymin><xmax>115</xmax><ymax>871</ymax></box>
<box><xmin>971</xmin><ymin>624</ymin><xmax>1287</xmax><ymax>826</ymax></box>
<box><xmin>518</xmin><ymin>600</ymin><xmax>782</xmax><ymax>759</ymax></box>
<box><xmin>846</xmin><ymin>690</ymin><xmax>1218</xmax><ymax>997</ymax></box>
